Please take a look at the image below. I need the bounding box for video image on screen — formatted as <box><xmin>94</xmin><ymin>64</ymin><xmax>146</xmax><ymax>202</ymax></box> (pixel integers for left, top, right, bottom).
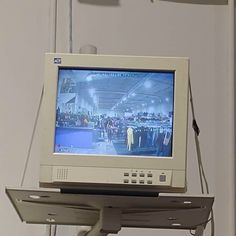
<box><xmin>54</xmin><ymin>68</ymin><xmax>174</xmax><ymax>157</ymax></box>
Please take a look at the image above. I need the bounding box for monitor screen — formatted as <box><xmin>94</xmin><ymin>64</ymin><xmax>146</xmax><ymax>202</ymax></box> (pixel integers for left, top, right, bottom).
<box><xmin>54</xmin><ymin>68</ymin><xmax>175</xmax><ymax>158</ymax></box>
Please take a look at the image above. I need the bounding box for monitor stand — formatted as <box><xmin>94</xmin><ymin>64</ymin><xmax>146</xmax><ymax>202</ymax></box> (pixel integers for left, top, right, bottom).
<box><xmin>6</xmin><ymin>187</ymin><xmax>213</xmax><ymax>236</ymax></box>
<box><xmin>79</xmin><ymin>207</ymin><xmax>121</xmax><ymax>236</ymax></box>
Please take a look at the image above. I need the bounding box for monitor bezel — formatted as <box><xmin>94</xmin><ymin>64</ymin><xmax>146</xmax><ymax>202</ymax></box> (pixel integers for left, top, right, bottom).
<box><xmin>40</xmin><ymin>53</ymin><xmax>189</xmax><ymax>171</ymax></box>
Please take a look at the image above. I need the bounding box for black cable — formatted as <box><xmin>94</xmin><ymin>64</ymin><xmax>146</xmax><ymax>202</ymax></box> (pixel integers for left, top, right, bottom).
<box><xmin>190</xmin><ymin>230</ymin><xmax>195</xmax><ymax>236</ymax></box>
<box><xmin>53</xmin><ymin>225</ymin><xmax>57</xmax><ymax>236</ymax></box>
<box><xmin>189</xmin><ymin>77</ymin><xmax>215</xmax><ymax>236</ymax></box>
<box><xmin>20</xmin><ymin>86</ymin><xmax>44</xmax><ymax>187</ymax></box>
<box><xmin>49</xmin><ymin>225</ymin><xmax>52</xmax><ymax>236</ymax></box>
<box><xmin>189</xmin><ymin>79</ymin><xmax>204</xmax><ymax>194</ymax></box>
<box><xmin>189</xmin><ymin>217</ymin><xmax>213</xmax><ymax>235</ymax></box>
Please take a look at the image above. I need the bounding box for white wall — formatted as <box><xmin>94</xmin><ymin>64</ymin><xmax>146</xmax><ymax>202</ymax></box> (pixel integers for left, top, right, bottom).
<box><xmin>0</xmin><ymin>1</ymin><xmax>50</xmax><ymax>235</ymax></box>
<box><xmin>0</xmin><ymin>0</ymin><xmax>234</xmax><ymax>236</ymax></box>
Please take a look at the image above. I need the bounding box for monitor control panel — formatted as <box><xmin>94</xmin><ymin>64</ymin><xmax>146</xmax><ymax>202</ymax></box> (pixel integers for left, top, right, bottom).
<box><xmin>122</xmin><ymin>170</ymin><xmax>171</xmax><ymax>186</ymax></box>
<box><xmin>50</xmin><ymin>166</ymin><xmax>172</xmax><ymax>187</ymax></box>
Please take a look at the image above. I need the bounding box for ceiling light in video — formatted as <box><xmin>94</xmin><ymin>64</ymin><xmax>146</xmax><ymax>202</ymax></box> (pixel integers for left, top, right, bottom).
<box><xmin>144</xmin><ymin>80</ymin><xmax>152</xmax><ymax>88</ymax></box>
<box><xmin>86</xmin><ymin>75</ymin><xmax>93</xmax><ymax>81</ymax></box>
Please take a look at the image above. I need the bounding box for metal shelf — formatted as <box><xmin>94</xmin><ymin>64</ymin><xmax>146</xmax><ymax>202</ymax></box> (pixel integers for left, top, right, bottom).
<box><xmin>6</xmin><ymin>187</ymin><xmax>213</xmax><ymax>235</ymax></box>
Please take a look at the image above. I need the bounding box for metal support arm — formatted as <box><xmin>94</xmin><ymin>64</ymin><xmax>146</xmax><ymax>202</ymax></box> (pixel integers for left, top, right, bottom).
<box><xmin>79</xmin><ymin>208</ymin><xmax>122</xmax><ymax>236</ymax></box>
<box><xmin>194</xmin><ymin>225</ymin><xmax>205</xmax><ymax>236</ymax></box>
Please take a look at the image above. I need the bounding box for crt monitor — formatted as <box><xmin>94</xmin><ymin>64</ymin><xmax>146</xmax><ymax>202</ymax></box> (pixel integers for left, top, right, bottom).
<box><xmin>40</xmin><ymin>53</ymin><xmax>189</xmax><ymax>193</ymax></box>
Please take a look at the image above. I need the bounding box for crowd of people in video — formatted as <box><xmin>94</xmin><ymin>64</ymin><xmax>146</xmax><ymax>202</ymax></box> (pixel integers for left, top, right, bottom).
<box><xmin>56</xmin><ymin>108</ymin><xmax>91</xmax><ymax>128</ymax></box>
<box><xmin>56</xmin><ymin>108</ymin><xmax>173</xmax><ymax>156</ymax></box>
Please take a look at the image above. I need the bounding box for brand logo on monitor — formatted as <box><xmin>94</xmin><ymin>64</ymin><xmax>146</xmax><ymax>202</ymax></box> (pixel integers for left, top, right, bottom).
<box><xmin>54</xmin><ymin>58</ymin><xmax>62</xmax><ymax>64</ymax></box>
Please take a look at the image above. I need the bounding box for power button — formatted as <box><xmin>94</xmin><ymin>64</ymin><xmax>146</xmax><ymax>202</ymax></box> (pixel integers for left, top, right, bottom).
<box><xmin>159</xmin><ymin>175</ymin><xmax>166</xmax><ymax>182</ymax></box>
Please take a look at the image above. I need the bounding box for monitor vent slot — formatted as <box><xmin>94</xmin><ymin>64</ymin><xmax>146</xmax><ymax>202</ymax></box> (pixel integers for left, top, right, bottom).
<box><xmin>56</xmin><ymin>168</ymin><xmax>69</xmax><ymax>180</ymax></box>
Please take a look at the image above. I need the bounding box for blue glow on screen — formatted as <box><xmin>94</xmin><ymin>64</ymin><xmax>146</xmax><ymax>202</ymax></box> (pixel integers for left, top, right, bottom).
<box><xmin>54</xmin><ymin>68</ymin><xmax>174</xmax><ymax>157</ymax></box>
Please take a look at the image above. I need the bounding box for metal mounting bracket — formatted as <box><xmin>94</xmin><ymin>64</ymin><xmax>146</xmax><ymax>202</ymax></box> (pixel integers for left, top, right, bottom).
<box><xmin>5</xmin><ymin>188</ymin><xmax>214</xmax><ymax>236</ymax></box>
<box><xmin>80</xmin><ymin>208</ymin><xmax>121</xmax><ymax>236</ymax></box>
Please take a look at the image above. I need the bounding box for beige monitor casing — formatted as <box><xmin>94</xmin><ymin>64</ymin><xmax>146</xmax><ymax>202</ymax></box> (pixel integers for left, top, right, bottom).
<box><xmin>40</xmin><ymin>53</ymin><xmax>189</xmax><ymax>193</ymax></box>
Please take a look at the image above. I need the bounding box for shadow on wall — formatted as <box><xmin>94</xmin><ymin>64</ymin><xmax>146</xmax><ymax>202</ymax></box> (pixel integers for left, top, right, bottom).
<box><xmin>78</xmin><ymin>0</ymin><xmax>120</xmax><ymax>6</ymax></box>
<box><xmin>159</xmin><ymin>0</ymin><xmax>227</xmax><ymax>5</ymax></box>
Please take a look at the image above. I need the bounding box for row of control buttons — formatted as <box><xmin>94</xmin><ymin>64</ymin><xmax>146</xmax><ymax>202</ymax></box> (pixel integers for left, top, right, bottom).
<box><xmin>124</xmin><ymin>179</ymin><xmax>153</xmax><ymax>184</ymax></box>
<box><xmin>124</xmin><ymin>173</ymin><xmax>153</xmax><ymax>178</ymax></box>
